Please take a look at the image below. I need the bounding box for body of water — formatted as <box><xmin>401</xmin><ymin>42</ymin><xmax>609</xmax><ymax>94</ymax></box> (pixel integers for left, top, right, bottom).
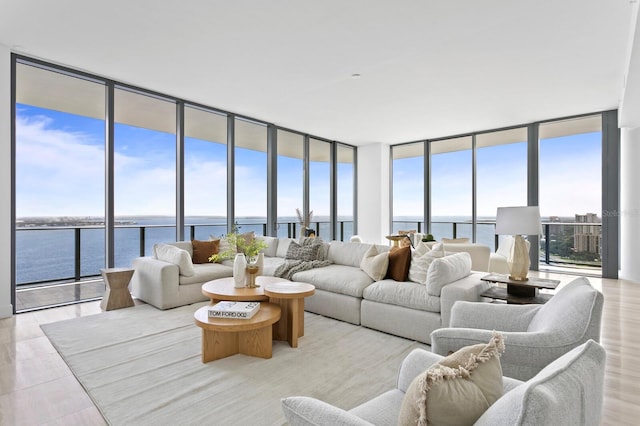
<box><xmin>15</xmin><ymin>216</ymin><xmax>349</xmax><ymax>285</ymax></box>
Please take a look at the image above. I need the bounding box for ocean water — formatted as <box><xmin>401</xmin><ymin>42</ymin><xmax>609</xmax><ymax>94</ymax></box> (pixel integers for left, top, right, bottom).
<box><xmin>15</xmin><ymin>216</ymin><xmax>349</xmax><ymax>285</ymax></box>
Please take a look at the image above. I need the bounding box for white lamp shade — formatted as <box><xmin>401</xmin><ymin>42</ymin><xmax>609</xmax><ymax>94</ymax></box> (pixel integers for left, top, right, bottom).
<box><xmin>495</xmin><ymin>206</ymin><xmax>541</xmax><ymax>235</ymax></box>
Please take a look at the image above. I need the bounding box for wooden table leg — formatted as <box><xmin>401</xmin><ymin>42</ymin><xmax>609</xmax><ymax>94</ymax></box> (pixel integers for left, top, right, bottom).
<box><xmin>202</xmin><ymin>329</ymin><xmax>239</xmax><ymax>363</ymax></box>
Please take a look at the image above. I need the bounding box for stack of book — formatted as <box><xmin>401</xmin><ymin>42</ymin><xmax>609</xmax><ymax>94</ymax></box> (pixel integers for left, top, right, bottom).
<box><xmin>207</xmin><ymin>301</ymin><xmax>260</xmax><ymax>319</ymax></box>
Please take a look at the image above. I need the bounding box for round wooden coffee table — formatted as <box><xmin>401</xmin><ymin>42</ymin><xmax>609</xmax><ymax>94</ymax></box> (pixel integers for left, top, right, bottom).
<box><xmin>202</xmin><ymin>276</ymin><xmax>295</xmax><ymax>303</ymax></box>
<box><xmin>264</xmin><ymin>281</ymin><xmax>315</xmax><ymax>348</ymax></box>
<box><xmin>194</xmin><ymin>303</ymin><xmax>281</xmax><ymax>363</ymax></box>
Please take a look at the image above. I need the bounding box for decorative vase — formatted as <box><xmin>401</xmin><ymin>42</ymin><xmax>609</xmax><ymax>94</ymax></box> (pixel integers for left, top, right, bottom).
<box><xmin>233</xmin><ymin>253</ymin><xmax>247</xmax><ymax>288</ymax></box>
<box><xmin>245</xmin><ymin>265</ymin><xmax>259</xmax><ymax>288</ymax></box>
<box><xmin>255</xmin><ymin>252</ymin><xmax>264</xmax><ymax>276</ymax></box>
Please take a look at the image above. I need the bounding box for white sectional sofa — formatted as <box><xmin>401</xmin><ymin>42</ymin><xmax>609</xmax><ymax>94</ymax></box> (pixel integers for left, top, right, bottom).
<box><xmin>131</xmin><ymin>237</ymin><xmax>491</xmax><ymax>344</ymax></box>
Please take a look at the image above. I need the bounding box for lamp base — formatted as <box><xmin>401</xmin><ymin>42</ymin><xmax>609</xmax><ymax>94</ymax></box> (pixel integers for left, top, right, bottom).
<box><xmin>508</xmin><ymin>275</ymin><xmax>529</xmax><ymax>282</ymax></box>
<box><xmin>507</xmin><ymin>235</ymin><xmax>530</xmax><ymax>282</ymax></box>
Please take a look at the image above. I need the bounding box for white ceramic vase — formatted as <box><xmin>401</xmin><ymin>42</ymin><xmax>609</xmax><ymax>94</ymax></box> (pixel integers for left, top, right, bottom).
<box><xmin>233</xmin><ymin>253</ymin><xmax>247</xmax><ymax>288</ymax></box>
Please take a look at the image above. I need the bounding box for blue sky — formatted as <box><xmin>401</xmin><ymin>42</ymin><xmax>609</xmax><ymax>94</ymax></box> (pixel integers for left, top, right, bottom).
<box><xmin>15</xmin><ymin>104</ymin><xmax>343</xmax><ymax>219</ymax></box>
<box><xmin>393</xmin><ymin>132</ymin><xmax>601</xmax><ymax>219</ymax></box>
<box><xmin>17</xmin><ymin>104</ymin><xmax>600</xmax><ymax>221</ymax></box>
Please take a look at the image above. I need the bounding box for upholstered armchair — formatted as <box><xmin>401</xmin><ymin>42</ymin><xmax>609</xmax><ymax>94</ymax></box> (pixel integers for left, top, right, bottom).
<box><xmin>430</xmin><ymin>277</ymin><xmax>603</xmax><ymax>381</ymax></box>
<box><xmin>281</xmin><ymin>340</ymin><xmax>606</xmax><ymax>426</ymax></box>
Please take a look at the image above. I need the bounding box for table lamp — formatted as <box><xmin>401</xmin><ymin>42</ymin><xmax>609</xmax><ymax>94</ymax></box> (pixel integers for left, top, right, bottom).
<box><xmin>495</xmin><ymin>206</ymin><xmax>541</xmax><ymax>281</ymax></box>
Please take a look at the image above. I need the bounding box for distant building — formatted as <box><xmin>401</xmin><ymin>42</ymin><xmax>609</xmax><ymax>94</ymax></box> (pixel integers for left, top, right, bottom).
<box><xmin>574</xmin><ymin>213</ymin><xmax>601</xmax><ymax>254</ymax></box>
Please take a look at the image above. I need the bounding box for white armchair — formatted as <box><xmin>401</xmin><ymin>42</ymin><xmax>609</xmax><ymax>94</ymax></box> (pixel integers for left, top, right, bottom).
<box><xmin>430</xmin><ymin>277</ymin><xmax>604</xmax><ymax>381</ymax></box>
<box><xmin>281</xmin><ymin>340</ymin><xmax>606</xmax><ymax>425</ymax></box>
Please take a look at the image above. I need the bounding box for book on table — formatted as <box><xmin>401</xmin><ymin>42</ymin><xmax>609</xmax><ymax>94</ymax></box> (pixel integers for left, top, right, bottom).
<box><xmin>208</xmin><ymin>301</ymin><xmax>260</xmax><ymax>319</ymax></box>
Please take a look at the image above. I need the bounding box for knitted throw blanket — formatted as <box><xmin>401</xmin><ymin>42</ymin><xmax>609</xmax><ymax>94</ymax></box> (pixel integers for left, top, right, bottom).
<box><xmin>273</xmin><ymin>259</ymin><xmax>333</xmax><ymax>280</ymax></box>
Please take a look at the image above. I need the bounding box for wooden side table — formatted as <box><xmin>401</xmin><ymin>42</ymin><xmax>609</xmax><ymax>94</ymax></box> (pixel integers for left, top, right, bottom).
<box><xmin>480</xmin><ymin>273</ymin><xmax>560</xmax><ymax>304</ymax></box>
<box><xmin>264</xmin><ymin>281</ymin><xmax>315</xmax><ymax>348</ymax></box>
<box><xmin>100</xmin><ymin>267</ymin><xmax>135</xmax><ymax>311</ymax></box>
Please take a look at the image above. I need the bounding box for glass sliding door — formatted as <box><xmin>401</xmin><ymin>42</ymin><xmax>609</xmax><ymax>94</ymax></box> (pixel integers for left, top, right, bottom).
<box><xmin>392</xmin><ymin>142</ymin><xmax>424</xmax><ymax>234</ymax></box>
<box><xmin>430</xmin><ymin>136</ymin><xmax>472</xmax><ymax>240</ymax></box>
<box><xmin>114</xmin><ymin>88</ymin><xmax>177</xmax><ymax>265</ymax></box>
<box><xmin>476</xmin><ymin>128</ymin><xmax>527</xmax><ymax>250</ymax></box>
<box><xmin>539</xmin><ymin>115</ymin><xmax>602</xmax><ymax>272</ymax></box>
<box><xmin>276</xmin><ymin>130</ymin><xmax>304</xmax><ymax>237</ymax></box>
<box><xmin>234</xmin><ymin>118</ymin><xmax>268</xmax><ymax>235</ymax></box>
<box><xmin>336</xmin><ymin>144</ymin><xmax>355</xmax><ymax>241</ymax></box>
<box><xmin>15</xmin><ymin>61</ymin><xmax>106</xmax><ymax>310</ymax></box>
<box><xmin>309</xmin><ymin>138</ymin><xmax>331</xmax><ymax>238</ymax></box>
<box><xmin>184</xmin><ymin>106</ymin><xmax>228</xmax><ymax>239</ymax></box>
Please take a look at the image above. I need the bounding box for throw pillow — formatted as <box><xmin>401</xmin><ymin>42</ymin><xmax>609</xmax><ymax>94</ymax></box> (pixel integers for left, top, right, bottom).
<box><xmin>385</xmin><ymin>246</ymin><xmax>411</xmax><ymax>281</ymax></box>
<box><xmin>153</xmin><ymin>243</ymin><xmax>195</xmax><ymax>277</ymax></box>
<box><xmin>398</xmin><ymin>333</ymin><xmax>505</xmax><ymax>426</ymax></box>
<box><xmin>191</xmin><ymin>239</ymin><xmax>219</xmax><ymax>264</ymax></box>
<box><xmin>360</xmin><ymin>245</ymin><xmax>389</xmax><ymax>281</ymax></box>
<box><xmin>442</xmin><ymin>237</ymin><xmax>470</xmax><ymax>244</ymax></box>
<box><xmin>426</xmin><ymin>252</ymin><xmax>472</xmax><ymax>296</ymax></box>
<box><xmin>299</xmin><ymin>236</ymin><xmax>326</xmax><ymax>260</ymax></box>
<box><xmin>285</xmin><ymin>240</ymin><xmax>321</xmax><ymax>261</ymax></box>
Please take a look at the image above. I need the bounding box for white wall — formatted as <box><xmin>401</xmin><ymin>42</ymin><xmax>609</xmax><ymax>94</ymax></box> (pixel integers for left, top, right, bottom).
<box><xmin>619</xmin><ymin>5</ymin><xmax>640</xmax><ymax>283</ymax></box>
<box><xmin>0</xmin><ymin>44</ymin><xmax>12</xmax><ymax>317</ymax></box>
<box><xmin>620</xmin><ymin>128</ymin><xmax>640</xmax><ymax>283</ymax></box>
<box><xmin>357</xmin><ymin>143</ymin><xmax>390</xmax><ymax>245</ymax></box>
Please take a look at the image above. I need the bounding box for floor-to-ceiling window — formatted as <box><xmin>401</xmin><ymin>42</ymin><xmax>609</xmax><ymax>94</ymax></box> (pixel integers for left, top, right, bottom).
<box><xmin>12</xmin><ymin>56</ymin><xmax>357</xmax><ymax>312</ymax></box>
<box><xmin>14</xmin><ymin>61</ymin><xmax>107</xmax><ymax>310</ymax></box>
<box><xmin>184</xmin><ymin>106</ymin><xmax>228</xmax><ymax>239</ymax></box>
<box><xmin>430</xmin><ymin>136</ymin><xmax>473</xmax><ymax>240</ymax></box>
<box><xmin>277</xmin><ymin>130</ymin><xmax>304</xmax><ymax>237</ymax></box>
<box><xmin>234</xmin><ymin>118</ymin><xmax>268</xmax><ymax>235</ymax></box>
<box><xmin>336</xmin><ymin>144</ymin><xmax>355</xmax><ymax>240</ymax></box>
<box><xmin>391</xmin><ymin>142</ymin><xmax>424</xmax><ymax>234</ymax></box>
<box><xmin>113</xmin><ymin>88</ymin><xmax>177</xmax><ymax>266</ymax></box>
<box><xmin>309</xmin><ymin>138</ymin><xmax>331</xmax><ymax>238</ymax></box>
<box><xmin>476</xmin><ymin>128</ymin><xmax>528</xmax><ymax>250</ymax></box>
<box><xmin>539</xmin><ymin>115</ymin><xmax>602</xmax><ymax>272</ymax></box>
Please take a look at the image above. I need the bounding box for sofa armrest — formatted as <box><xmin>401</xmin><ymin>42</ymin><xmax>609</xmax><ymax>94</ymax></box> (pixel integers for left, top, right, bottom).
<box><xmin>281</xmin><ymin>397</ymin><xmax>374</xmax><ymax>426</ymax></box>
<box><xmin>449</xmin><ymin>301</ymin><xmax>541</xmax><ymax>331</ymax></box>
<box><xmin>439</xmin><ymin>273</ymin><xmax>492</xmax><ymax>327</ymax></box>
<box><xmin>130</xmin><ymin>256</ymin><xmax>180</xmax><ymax>309</ymax></box>
<box><xmin>396</xmin><ymin>349</ymin><xmax>443</xmax><ymax>392</ymax></box>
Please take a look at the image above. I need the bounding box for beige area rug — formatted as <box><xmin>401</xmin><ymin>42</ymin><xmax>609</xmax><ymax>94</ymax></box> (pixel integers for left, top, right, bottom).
<box><xmin>41</xmin><ymin>302</ymin><xmax>428</xmax><ymax>426</ymax></box>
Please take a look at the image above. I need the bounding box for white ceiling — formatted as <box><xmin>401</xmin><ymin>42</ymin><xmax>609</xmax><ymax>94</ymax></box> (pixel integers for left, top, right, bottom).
<box><xmin>0</xmin><ymin>0</ymin><xmax>635</xmax><ymax>145</ymax></box>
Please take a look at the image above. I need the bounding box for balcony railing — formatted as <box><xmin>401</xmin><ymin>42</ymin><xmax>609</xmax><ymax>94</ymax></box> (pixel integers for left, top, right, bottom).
<box><xmin>15</xmin><ymin>220</ymin><xmax>353</xmax><ymax>287</ymax></box>
<box><xmin>392</xmin><ymin>220</ymin><xmax>602</xmax><ymax>272</ymax></box>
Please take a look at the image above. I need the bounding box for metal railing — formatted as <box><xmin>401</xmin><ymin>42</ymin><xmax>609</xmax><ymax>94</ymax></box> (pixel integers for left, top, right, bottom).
<box><xmin>392</xmin><ymin>220</ymin><xmax>603</xmax><ymax>270</ymax></box>
<box><xmin>15</xmin><ymin>220</ymin><xmax>352</xmax><ymax>287</ymax></box>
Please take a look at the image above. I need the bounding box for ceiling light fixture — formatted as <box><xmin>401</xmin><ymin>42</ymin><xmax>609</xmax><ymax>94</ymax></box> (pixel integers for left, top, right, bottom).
<box><xmin>351</xmin><ymin>73</ymin><xmax>361</xmax><ymax>79</ymax></box>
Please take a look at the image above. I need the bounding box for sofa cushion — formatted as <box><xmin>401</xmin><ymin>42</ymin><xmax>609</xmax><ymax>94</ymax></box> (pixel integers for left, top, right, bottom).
<box><xmin>191</xmin><ymin>239</ymin><xmax>219</xmax><ymax>264</ymax></box>
<box><xmin>363</xmin><ymin>279</ymin><xmax>441</xmax><ymax>313</ymax></box>
<box><xmin>442</xmin><ymin>237</ymin><xmax>470</xmax><ymax>244</ymax></box>
<box><xmin>360</xmin><ymin>245</ymin><xmax>389</xmax><ymax>281</ymax></box>
<box><xmin>327</xmin><ymin>241</ymin><xmax>373</xmax><ymax>268</ymax></box>
<box><xmin>385</xmin><ymin>246</ymin><xmax>411</xmax><ymax>281</ymax></box>
<box><xmin>260</xmin><ymin>256</ymin><xmax>286</xmax><ymax>276</ymax></box>
<box><xmin>167</xmin><ymin>241</ymin><xmax>193</xmax><ymax>257</ymax></box>
<box><xmin>426</xmin><ymin>252</ymin><xmax>472</xmax><ymax>296</ymax></box>
<box><xmin>177</xmin><ymin>262</ymin><xmax>233</xmax><ymax>285</ymax></box>
<box><xmin>256</xmin><ymin>235</ymin><xmax>278</xmax><ymax>257</ymax></box>
<box><xmin>398</xmin><ymin>333</ymin><xmax>505</xmax><ymax>426</ymax></box>
<box><xmin>276</xmin><ymin>238</ymin><xmax>294</xmax><ymax>258</ymax></box>
<box><xmin>292</xmin><ymin>264</ymin><xmax>374</xmax><ymax>298</ymax></box>
<box><xmin>154</xmin><ymin>243</ymin><xmax>195</xmax><ymax>277</ymax></box>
